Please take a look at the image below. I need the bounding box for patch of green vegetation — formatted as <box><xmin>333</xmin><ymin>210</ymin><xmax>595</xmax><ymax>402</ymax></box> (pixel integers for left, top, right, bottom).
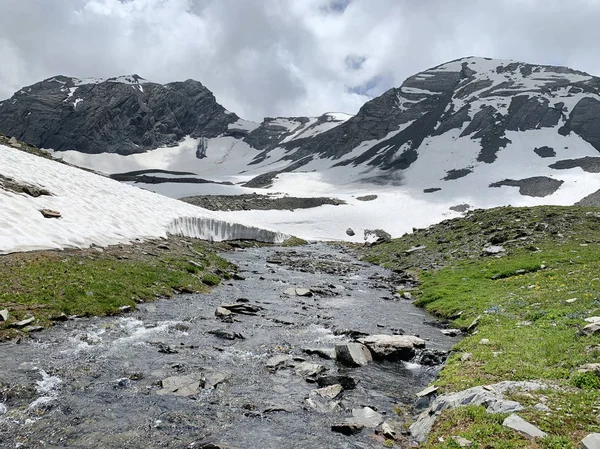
<box><xmin>362</xmin><ymin>206</ymin><xmax>600</xmax><ymax>447</ymax></box>
<box><xmin>281</xmin><ymin>236</ymin><xmax>308</xmax><ymax>247</ymax></box>
<box><xmin>0</xmin><ymin>238</ymin><xmax>235</xmax><ymax>339</ymax></box>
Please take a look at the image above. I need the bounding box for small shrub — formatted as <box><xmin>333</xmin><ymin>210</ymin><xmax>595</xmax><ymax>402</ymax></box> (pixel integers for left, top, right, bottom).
<box><xmin>572</xmin><ymin>371</ymin><xmax>600</xmax><ymax>390</ymax></box>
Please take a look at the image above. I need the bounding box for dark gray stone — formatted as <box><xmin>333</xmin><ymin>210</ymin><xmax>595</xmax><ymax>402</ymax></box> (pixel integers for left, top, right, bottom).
<box><xmin>534</xmin><ymin>146</ymin><xmax>556</xmax><ymax>158</ymax></box>
<box><xmin>489</xmin><ymin>177</ymin><xmax>564</xmax><ymax>197</ymax></box>
<box><xmin>0</xmin><ymin>76</ymin><xmax>237</xmax><ymax>155</ymax></box>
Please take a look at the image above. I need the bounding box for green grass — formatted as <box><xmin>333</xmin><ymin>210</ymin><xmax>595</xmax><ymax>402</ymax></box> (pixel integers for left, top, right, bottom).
<box><xmin>361</xmin><ymin>206</ymin><xmax>600</xmax><ymax>447</ymax></box>
<box><xmin>0</xmin><ymin>239</ymin><xmax>235</xmax><ymax>338</ymax></box>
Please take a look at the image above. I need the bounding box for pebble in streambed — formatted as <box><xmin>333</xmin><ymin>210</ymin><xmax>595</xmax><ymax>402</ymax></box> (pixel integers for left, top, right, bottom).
<box><xmin>0</xmin><ymin>243</ymin><xmax>459</xmax><ymax>449</ymax></box>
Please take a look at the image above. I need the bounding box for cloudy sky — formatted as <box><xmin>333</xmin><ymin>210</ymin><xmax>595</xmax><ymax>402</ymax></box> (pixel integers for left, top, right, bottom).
<box><xmin>1</xmin><ymin>0</ymin><xmax>599</xmax><ymax>121</ymax></box>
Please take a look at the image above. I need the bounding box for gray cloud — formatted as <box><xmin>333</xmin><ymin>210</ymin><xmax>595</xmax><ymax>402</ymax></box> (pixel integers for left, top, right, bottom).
<box><xmin>1</xmin><ymin>0</ymin><xmax>600</xmax><ymax>121</ymax></box>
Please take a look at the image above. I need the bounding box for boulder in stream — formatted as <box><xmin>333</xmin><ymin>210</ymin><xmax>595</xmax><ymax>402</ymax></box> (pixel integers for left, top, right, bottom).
<box><xmin>357</xmin><ymin>334</ymin><xmax>425</xmax><ymax>360</ymax></box>
<box><xmin>157</xmin><ymin>373</ymin><xmax>205</xmax><ymax>397</ymax></box>
<box><xmin>335</xmin><ymin>343</ymin><xmax>372</xmax><ymax>367</ymax></box>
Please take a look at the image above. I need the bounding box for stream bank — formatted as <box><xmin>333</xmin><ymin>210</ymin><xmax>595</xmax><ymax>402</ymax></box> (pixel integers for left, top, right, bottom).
<box><xmin>0</xmin><ymin>243</ymin><xmax>458</xmax><ymax>448</ymax></box>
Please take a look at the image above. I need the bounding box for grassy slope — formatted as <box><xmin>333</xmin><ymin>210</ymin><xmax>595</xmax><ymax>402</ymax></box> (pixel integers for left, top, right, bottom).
<box><xmin>360</xmin><ymin>206</ymin><xmax>600</xmax><ymax>448</ymax></box>
<box><xmin>0</xmin><ymin>237</ymin><xmax>237</xmax><ymax>339</ymax></box>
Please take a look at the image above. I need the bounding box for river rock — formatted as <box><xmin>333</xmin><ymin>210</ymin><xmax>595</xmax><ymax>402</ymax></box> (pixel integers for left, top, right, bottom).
<box><xmin>219</xmin><ymin>303</ymin><xmax>262</xmax><ymax>315</ymax></box>
<box><xmin>378</xmin><ymin>421</ymin><xmax>397</xmax><ymax>440</ymax></box>
<box><xmin>157</xmin><ymin>373</ymin><xmax>205</xmax><ymax>397</ymax></box>
<box><xmin>215</xmin><ymin>307</ymin><xmax>231</xmax><ymax>317</ymax></box>
<box><xmin>317</xmin><ymin>375</ymin><xmax>357</xmax><ymax>390</ymax></box>
<box><xmin>581</xmin><ymin>433</ymin><xmax>600</xmax><ymax>449</ymax></box>
<box><xmin>410</xmin><ymin>381</ymin><xmax>546</xmax><ymax>442</ymax></box>
<box><xmin>204</xmin><ymin>371</ymin><xmax>229</xmax><ymax>389</ymax></box>
<box><xmin>502</xmin><ymin>414</ymin><xmax>547</xmax><ymax>439</ymax></box>
<box><xmin>346</xmin><ymin>228</ymin><xmax>355</xmax><ymax>236</ymax></box>
<box><xmin>351</xmin><ymin>407</ymin><xmax>383</xmax><ymax>428</ymax></box>
<box><xmin>208</xmin><ymin>329</ymin><xmax>245</xmax><ymax>340</ymax></box>
<box><xmin>331</xmin><ymin>422</ymin><xmax>364</xmax><ymax>435</ymax></box>
<box><xmin>313</xmin><ymin>384</ymin><xmax>343</xmax><ymax>400</ymax></box>
<box><xmin>335</xmin><ymin>343</ymin><xmax>372</xmax><ymax>367</ymax></box>
<box><xmin>357</xmin><ymin>334</ymin><xmax>426</xmax><ymax>360</ymax></box>
<box><xmin>294</xmin><ymin>362</ymin><xmax>325</xmax><ymax>378</ymax></box>
<box><xmin>11</xmin><ymin>316</ymin><xmax>35</xmax><ymax>328</ymax></box>
<box><xmin>416</xmin><ymin>385</ymin><xmax>438</xmax><ymax>398</ymax></box>
<box><xmin>303</xmin><ymin>347</ymin><xmax>337</xmax><ymax>360</ymax></box>
<box><xmin>0</xmin><ymin>309</ymin><xmax>8</xmax><ymax>322</ymax></box>
<box><xmin>266</xmin><ymin>354</ymin><xmax>292</xmax><ymax>371</ymax></box>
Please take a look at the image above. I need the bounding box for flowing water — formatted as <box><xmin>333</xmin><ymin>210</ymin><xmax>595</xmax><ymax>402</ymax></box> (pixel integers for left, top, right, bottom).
<box><xmin>0</xmin><ymin>243</ymin><xmax>458</xmax><ymax>448</ymax></box>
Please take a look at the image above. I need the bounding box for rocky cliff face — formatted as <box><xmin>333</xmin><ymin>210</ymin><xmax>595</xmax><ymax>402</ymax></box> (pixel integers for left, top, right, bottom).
<box><xmin>257</xmin><ymin>57</ymin><xmax>600</xmax><ymax>173</ymax></box>
<box><xmin>0</xmin><ymin>75</ymin><xmax>238</xmax><ymax>155</ymax></box>
<box><xmin>3</xmin><ymin>57</ymin><xmax>600</xmax><ymax>181</ymax></box>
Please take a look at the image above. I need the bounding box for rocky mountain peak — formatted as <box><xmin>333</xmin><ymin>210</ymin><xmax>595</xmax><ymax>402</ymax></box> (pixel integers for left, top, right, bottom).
<box><xmin>0</xmin><ymin>73</ymin><xmax>237</xmax><ymax>155</ymax></box>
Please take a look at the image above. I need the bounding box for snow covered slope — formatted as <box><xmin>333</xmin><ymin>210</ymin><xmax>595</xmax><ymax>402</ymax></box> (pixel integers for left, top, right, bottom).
<box><xmin>3</xmin><ymin>57</ymin><xmax>600</xmax><ymax>243</ymax></box>
<box><xmin>0</xmin><ymin>145</ymin><xmax>286</xmax><ymax>254</ymax></box>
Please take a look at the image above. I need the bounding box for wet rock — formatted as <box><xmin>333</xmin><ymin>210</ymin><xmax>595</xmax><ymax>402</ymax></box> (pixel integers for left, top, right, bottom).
<box><xmin>416</xmin><ymin>385</ymin><xmax>438</xmax><ymax>398</ymax></box>
<box><xmin>11</xmin><ymin>317</ymin><xmax>35</xmax><ymax>328</ymax></box>
<box><xmin>219</xmin><ymin>303</ymin><xmax>262</xmax><ymax>315</ymax></box>
<box><xmin>23</xmin><ymin>325</ymin><xmax>44</xmax><ymax>333</ymax></box>
<box><xmin>152</xmin><ymin>342</ymin><xmax>179</xmax><ymax>354</ymax></box>
<box><xmin>357</xmin><ymin>334</ymin><xmax>426</xmax><ymax>360</ymax></box>
<box><xmin>351</xmin><ymin>407</ymin><xmax>383</xmax><ymax>428</ymax></box>
<box><xmin>119</xmin><ymin>305</ymin><xmax>133</xmax><ymax>313</ymax></box>
<box><xmin>208</xmin><ymin>329</ymin><xmax>245</xmax><ymax>340</ymax></box>
<box><xmin>581</xmin><ymin>433</ymin><xmax>600</xmax><ymax>449</ymax></box>
<box><xmin>313</xmin><ymin>384</ymin><xmax>343</xmax><ymax>400</ymax></box>
<box><xmin>317</xmin><ymin>375</ymin><xmax>357</xmax><ymax>390</ymax></box>
<box><xmin>266</xmin><ymin>354</ymin><xmax>292</xmax><ymax>371</ymax></box>
<box><xmin>157</xmin><ymin>373</ymin><xmax>205</xmax><ymax>397</ymax></box>
<box><xmin>0</xmin><ymin>309</ymin><xmax>8</xmax><ymax>322</ymax></box>
<box><xmin>378</xmin><ymin>421</ymin><xmax>397</xmax><ymax>440</ymax></box>
<box><xmin>215</xmin><ymin>307</ymin><xmax>232</xmax><ymax>321</ymax></box>
<box><xmin>295</xmin><ymin>288</ymin><xmax>312</xmax><ymax>297</ymax></box>
<box><xmin>346</xmin><ymin>228</ymin><xmax>355</xmax><ymax>237</ymax></box>
<box><xmin>331</xmin><ymin>422</ymin><xmax>364</xmax><ymax>435</ymax></box>
<box><xmin>305</xmin><ymin>396</ymin><xmax>341</xmax><ymax>413</ymax></box>
<box><xmin>0</xmin><ymin>403</ymin><xmax>7</xmax><ymax>415</ymax></box>
<box><xmin>441</xmin><ymin>329</ymin><xmax>461</xmax><ymax>337</ymax></box>
<box><xmin>502</xmin><ymin>414</ymin><xmax>547</xmax><ymax>439</ymax></box>
<box><xmin>333</xmin><ymin>328</ymin><xmax>369</xmax><ymax>339</ymax></box>
<box><xmin>303</xmin><ymin>347</ymin><xmax>337</xmax><ymax>360</ymax></box>
<box><xmin>415</xmin><ymin>348</ymin><xmax>448</xmax><ymax>366</ymax></box>
<box><xmin>294</xmin><ymin>362</ymin><xmax>325</xmax><ymax>378</ymax></box>
<box><xmin>335</xmin><ymin>343</ymin><xmax>372</xmax><ymax>367</ymax></box>
<box><xmin>204</xmin><ymin>371</ymin><xmax>229</xmax><ymax>389</ymax></box>
<box><xmin>49</xmin><ymin>313</ymin><xmax>68</xmax><ymax>322</ymax></box>
<box><xmin>284</xmin><ymin>287</ymin><xmax>313</xmax><ymax>297</ymax></box>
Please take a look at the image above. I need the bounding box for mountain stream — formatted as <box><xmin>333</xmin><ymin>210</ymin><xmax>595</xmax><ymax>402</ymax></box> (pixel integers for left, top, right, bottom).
<box><xmin>0</xmin><ymin>243</ymin><xmax>459</xmax><ymax>448</ymax></box>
